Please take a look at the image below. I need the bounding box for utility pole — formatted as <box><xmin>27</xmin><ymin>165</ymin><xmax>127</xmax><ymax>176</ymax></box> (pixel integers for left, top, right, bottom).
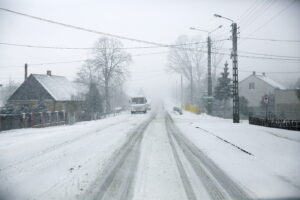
<box><xmin>207</xmin><ymin>36</ymin><xmax>212</xmax><ymax>115</ymax></box>
<box><xmin>232</xmin><ymin>23</ymin><xmax>239</xmax><ymax>123</ymax></box>
<box><xmin>214</xmin><ymin>14</ymin><xmax>240</xmax><ymax>123</ymax></box>
<box><xmin>189</xmin><ymin>25</ymin><xmax>222</xmax><ymax>114</ymax></box>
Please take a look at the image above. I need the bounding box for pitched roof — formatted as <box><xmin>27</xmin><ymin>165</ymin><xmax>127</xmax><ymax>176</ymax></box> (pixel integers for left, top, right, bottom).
<box><xmin>255</xmin><ymin>75</ymin><xmax>286</xmax><ymax>89</ymax></box>
<box><xmin>32</xmin><ymin>74</ymin><xmax>80</xmax><ymax>101</ymax></box>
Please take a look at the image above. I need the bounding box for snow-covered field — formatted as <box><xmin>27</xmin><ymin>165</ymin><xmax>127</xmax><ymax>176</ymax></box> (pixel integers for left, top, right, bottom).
<box><xmin>0</xmin><ymin>105</ymin><xmax>299</xmax><ymax>200</ymax></box>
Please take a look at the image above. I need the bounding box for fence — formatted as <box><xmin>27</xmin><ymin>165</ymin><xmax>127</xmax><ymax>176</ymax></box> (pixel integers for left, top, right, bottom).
<box><xmin>0</xmin><ymin>109</ymin><xmax>124</xmax><ymax>132</ymax></box>
<box><xmin>0</xmin><ymin>111</ymin><xmax>66</xmax><ymax>131</ymax></box>
<box><xmin>249</xmin><ymin>116</ymin><xmax>300</xmax><ymax>131</ymax></box>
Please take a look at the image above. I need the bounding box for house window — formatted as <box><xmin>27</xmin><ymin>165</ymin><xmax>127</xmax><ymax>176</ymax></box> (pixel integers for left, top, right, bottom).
<box><xmin>249</xmin><ymin>82</ymin><xmax>255</xmax><ymax>89</ymax></box>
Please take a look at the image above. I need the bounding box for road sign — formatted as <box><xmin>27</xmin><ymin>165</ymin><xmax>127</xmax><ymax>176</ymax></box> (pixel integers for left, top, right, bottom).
<box><xmin>202</xmin><ymin>96</ymin><xmax>214</xmax><ymax>102</ymax></box>
<box><xmin>263</xmin><ymin>95</ymin><xmax>269</xmax><ymax>104</ymax></box>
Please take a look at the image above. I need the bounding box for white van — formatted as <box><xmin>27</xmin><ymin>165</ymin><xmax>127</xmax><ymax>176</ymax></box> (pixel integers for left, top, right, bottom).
<box><xmin>130</xmin><ymin>96</ymin><xmax>148</xmax><ymax>114</ymax></box>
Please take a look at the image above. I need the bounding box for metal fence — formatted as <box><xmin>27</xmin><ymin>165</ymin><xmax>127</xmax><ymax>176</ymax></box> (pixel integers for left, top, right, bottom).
<box><xmin>249</xmin><ymin>116</ymin><xmax>300</xmax><ymax>131</ymax></box>
<box><xmin>0</xmin><ymin>109</ymin><xmax>123</xmax><ymax>132</ymax></box>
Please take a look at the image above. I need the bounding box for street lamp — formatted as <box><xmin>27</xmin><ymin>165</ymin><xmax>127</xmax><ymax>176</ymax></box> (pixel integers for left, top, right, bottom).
<box><xmin>213</xmin><ymin>14</ymin><xmax>234</xmax><ymax>23</ymax></box>
<box><xmin>214</xmin><ymin>13</ymin><xmax>239</xmax><ymax>123</ymax></box>
<box><xmin>189</xmin><ymin>25</ymin><xmax>222</xmax><ymax>115</ymax></box>
<box><xmin>190</xmin><ymin>25</ymin><xmax>222</xmax><ymax>35</ymax></box>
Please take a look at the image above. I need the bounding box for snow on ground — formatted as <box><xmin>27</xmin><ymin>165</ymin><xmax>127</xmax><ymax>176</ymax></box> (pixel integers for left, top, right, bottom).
<box><xmin>168</xmin><ymin>108</ymin><xmax>300</xmax><ymax>199</ymax></box>
<box><xmin>1</xmin><ymin>101</ymin><xmax>299</xmax><ymax>200</ymax></box>
<box><xmin>0</xmin><ymin>112</ymin><xmax>151</xmax><ymax>200</ymax></box>
<box><xmin>133</xmin><ymin>111</ymin><xmax>187</xmax><ymax>200</ymax></box>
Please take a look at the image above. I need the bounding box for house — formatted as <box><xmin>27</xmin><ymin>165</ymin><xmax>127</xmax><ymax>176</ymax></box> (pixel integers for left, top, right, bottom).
<box><xmin>274</xmin><ymin>89</ymin><xmax>300</xmax><ymax>120</ymax></box>
<box><xmin>239</xmin><ymin>72</ymin><xmax>286</xmax><ymax>109</ymax></box>
<box><xmin>8</xmin><ymin>71</ymin><xmax>84</xmax><ymax>113</ymax></box>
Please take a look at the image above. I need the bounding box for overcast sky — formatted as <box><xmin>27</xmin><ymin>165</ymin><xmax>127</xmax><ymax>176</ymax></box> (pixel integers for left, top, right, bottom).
<box><xmin>0</xmin><ymin>0</ymin><xmax>299</xmax><ymax>98</ymax></box>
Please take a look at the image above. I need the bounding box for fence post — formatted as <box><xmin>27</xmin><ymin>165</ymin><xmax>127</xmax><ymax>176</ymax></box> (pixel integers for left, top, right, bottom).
<box><xmin>56</xmin><ymin>111</ymin><xmax>59</xmax><ymax>124</ymax></box>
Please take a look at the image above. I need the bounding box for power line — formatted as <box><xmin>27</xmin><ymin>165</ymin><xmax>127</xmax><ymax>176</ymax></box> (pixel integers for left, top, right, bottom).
<box><xmin>213</xmin><ymin>64</ymin><xmax>300</xmax><ymax>74</ymax></box>
<box><xmin>0</xmin><ymin>51</ymin><xmax>171</xmax><ymax>68</ymax></box>
<box><xmin>0</xmin><ymin>7</ymin><xmax>167</xmax><ymax>47</ymax></box>
<box><xmin>238</xmin><ymin>0</ymin><xmax>267</xmax><ymax>25</ymax></box>
<box><xmin>238</xmin><ymin>37</ymin><xmax>300</xmax><ymax>43</ymax></box>
<box><xmin>0</xmin><ymin>7</ymin><xmax>229</xmax><ymax>50</ymax></box>
<box><xmin>245</xmin><ymin>0</ymin><xmax>296</xmax><ymax>37</ymax></box>
<box><xmin>0</xmin><ymin>41</ymin><xmax>206</xmax><ymax>50</ymax></box>
<box><xmin>237</xmin><ymin>0</ymin><xmax>260</xmax><ymax>22</ymax></box>
<box><xmin>212</xmin><ymin>47</ymin><xmax>300</xmax><ymax>59</ymax></box>
<box><xmin>239</xmin><ymin>0</ymin><xmax>276</xmax><ymax>30</ymax></box>
<box><xmin>1</xmin><ymin>45</ymin><xmax>300</xmax><ymax>69</ymax></box>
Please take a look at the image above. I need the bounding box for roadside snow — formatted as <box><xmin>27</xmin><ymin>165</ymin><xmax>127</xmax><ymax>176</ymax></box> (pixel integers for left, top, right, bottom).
<box><xmin>169</xmin><ymin>110</ymin><xmax>300</xmax><ymax>199</ymax></box>
<box><xmin>0</xmin><ymin>112</ymin><xmax>150</xmax><ymax>200</ymax></box>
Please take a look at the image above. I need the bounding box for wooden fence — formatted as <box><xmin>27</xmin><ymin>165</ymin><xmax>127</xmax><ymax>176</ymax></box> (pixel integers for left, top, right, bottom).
<box><xmin>0</xmin><ymin>109</ymin><xmax>123</xmax><ymax>132</ymax></box>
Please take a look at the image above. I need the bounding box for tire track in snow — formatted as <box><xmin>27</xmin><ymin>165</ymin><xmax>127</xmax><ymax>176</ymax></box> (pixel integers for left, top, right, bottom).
<box><xmin>81</xmin><ymin>113</ymin><xmax>156</xmax><ymax>200</ymax></box>
<box><xmin>167</xmin><ymin>125</ymin><xmax>198</xmax><ymax>200</ymax></box>
<box><xmin>166</xmin><ymin>113</ymin><xmax>252</xmax><ymax>200</ymax></box>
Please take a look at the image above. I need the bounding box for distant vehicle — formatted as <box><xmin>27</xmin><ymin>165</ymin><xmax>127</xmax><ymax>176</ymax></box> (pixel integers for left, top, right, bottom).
<box><xmin>130</xmin><ymin>96</ymin><xmax>148</xmax><ymax>114</ymax></box>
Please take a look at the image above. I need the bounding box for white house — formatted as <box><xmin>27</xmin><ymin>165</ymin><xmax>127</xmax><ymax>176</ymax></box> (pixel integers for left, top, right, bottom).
<box><xmin>239</xmin><ymin>72</ymin><xmax>286</xmax><ymax>108</ymax></box>
<box><xmin>274</xmin><ymin>89</ymin><xmax>300</xmax><ymax>120</ymax></box>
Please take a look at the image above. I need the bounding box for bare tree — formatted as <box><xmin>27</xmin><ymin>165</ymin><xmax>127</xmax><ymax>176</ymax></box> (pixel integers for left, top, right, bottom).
<box><xmin>211</xmin><ymin>40</ymin><xmax>226</xmax><ymax>89</ymax></box>
<box><xmin>167</xmin><ymin>35</ymin><xmax>206</xmax><ymax>105</ymax></box>
<box><xmin>77</xmin><ymin>37</ymin><xmax>131</xmax><ymax>112</ymax></box>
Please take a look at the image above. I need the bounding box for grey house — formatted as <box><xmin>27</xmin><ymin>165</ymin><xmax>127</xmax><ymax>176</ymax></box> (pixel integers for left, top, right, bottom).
<box><xmin>239</xmin><ymin>72</ymin><xmax>286</xmax><ymax>108</ymax></box>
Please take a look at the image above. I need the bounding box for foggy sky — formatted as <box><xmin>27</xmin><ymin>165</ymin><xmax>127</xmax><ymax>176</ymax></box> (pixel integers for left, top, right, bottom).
<box><xmin>0</xmin><ymin>0</ymin><xmax>299</xmax><ymax>99</ymax></box>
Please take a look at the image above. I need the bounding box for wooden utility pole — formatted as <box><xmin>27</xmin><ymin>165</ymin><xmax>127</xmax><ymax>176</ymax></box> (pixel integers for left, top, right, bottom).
<box><xmin>207</xmin><ymin>36</ymin><xmax>212</xmax><ymax>115</ymax></box>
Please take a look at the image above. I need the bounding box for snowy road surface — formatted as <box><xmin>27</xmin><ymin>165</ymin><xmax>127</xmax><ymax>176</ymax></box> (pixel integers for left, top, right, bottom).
<box><xmin>0</xmin><ymin>108</ymin><xmax>299</xmax><ymax>199</ymax></box>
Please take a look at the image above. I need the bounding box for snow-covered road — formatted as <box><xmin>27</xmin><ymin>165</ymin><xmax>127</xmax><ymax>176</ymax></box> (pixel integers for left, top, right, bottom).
<box><xmin>0</xmin><ymin>107</ymin><xmax>299</xmax><ymax>200</ymax></box>
<box><xmin>0</xmin><ymin>113</ymin><xmax>150</xmax><ymax>200</ymax></box>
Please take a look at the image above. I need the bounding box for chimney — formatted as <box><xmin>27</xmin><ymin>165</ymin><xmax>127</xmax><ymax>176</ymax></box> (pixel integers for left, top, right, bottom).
<box><xmin>252</xmin><ymin>71</ymin><xmax>256</xmax><ymax>75</ymax></box>
<box><xmin>25</xmin><ymin>63</ymin><xmax>28</xmax><ymax>81</ymax></box>
<box><xmin>262</xmin><ymin>72</ymin><xmax>266</xmax><ymax>76</ymax></box>
<box><xmin>47</xmin><ymin>70</ymin><xmax>52</xmax><ymax>76</ymax></box>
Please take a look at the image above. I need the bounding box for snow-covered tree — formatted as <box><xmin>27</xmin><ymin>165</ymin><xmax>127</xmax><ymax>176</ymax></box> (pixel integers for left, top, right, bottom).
<box><xmin>214</xmin><ymin>61</ymin><xmax>232</xmax><ymax>116</ymax></box>
<box><xmin>214</xmin><ymin>61</ymin><xmax>232</xmax><ymax>101</ymax></box>
<box><xmin>84</xmin><ymin>82</ymin><xmax>103</xmax><ymax>115</ymax></box>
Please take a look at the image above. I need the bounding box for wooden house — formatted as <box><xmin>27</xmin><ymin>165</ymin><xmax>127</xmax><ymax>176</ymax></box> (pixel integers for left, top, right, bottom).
<box><xmin>8</xmin><ymin>71</ymin><xmax>84</xmax><ymax>113</ymax></box>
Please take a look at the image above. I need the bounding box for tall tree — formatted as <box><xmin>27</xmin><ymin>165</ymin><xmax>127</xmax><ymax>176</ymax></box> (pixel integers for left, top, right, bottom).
<box><xmin>85</xmin><ymin>82</ymin><xmax>103</xmax><ymax>115</ymax></box>
<box><xmin>214</xmin><ymin>61</ymin><xmax>232</xmax><ymax>115</ymax></box>
<box><xmin>167</xmin><ymin>35</ymin><xmax>206</xmax><ymax>105</ymax></box>
<box><xmin>77</xmin><ymin>37</ymin><xmax>131</xmax><ymax>112</ymax></box>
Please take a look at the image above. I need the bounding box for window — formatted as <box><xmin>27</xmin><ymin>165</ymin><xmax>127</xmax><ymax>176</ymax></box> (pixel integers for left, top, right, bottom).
<box><xmin>249</xmin><ymin>82</ymin><xmax>255</xmax><ymax>89</ymax></box>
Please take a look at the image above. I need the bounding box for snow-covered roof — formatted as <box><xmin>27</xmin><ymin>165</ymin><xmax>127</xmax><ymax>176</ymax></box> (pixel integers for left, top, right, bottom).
<box><xmin>32</xmin><ymin>74</ymin><xmax>81</xmax><ymax>101</ymax></box>
<box><xmin>255</xmin><ymin>75</ymin><xmax>286</xmax><ymax>90</ymax></box>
